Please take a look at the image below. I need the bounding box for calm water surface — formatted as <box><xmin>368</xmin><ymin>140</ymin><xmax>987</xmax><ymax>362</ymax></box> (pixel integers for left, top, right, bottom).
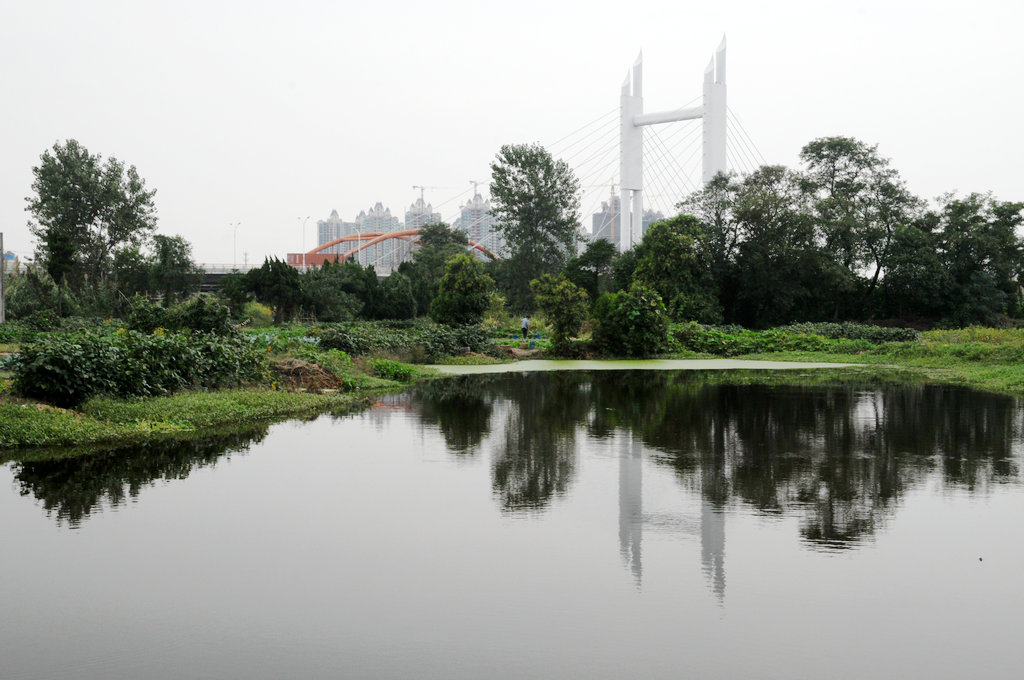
<box><xmin>2</xmin><ymin>371</ymin><xmax>1023</xmax><ymax>679</ymax></box>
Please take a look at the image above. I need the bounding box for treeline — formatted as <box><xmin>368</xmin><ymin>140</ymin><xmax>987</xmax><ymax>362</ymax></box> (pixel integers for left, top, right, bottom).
<box><xmin>9</xmin><ymin>137</ymin><xmax>1024</xmax><ymax>338</ymax></box>
<box><xmin>497</xmin><ymin>137</ymin><xmax>1024</xmax><ymax>332</ymax></box>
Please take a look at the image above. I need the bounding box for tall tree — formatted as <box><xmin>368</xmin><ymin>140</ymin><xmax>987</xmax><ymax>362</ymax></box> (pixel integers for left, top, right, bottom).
<box><xmin>564</xmin><ymin>238</ymin><xmax>616</xmax><ymax>304</ymax></box>
<box><xmin>633</xmin><ymin>214</ymin><xmax>722</xmax><ymax>323</ymax></box>
<box><xmin>150</xmin><ymin>234</ymin><xmax>202</xmax><ymax>306</ymax></box>
<box><xmin>26</xmin><ymin>139</ymin><xmax>157</xmax><ymax>312</ymax></box>
<box><xmin>398</xmin><ymin>222</ymin><xmax>471</xmax><ymax>314</ymax></box>
<box><xmin>490</xmin><ymin>143</ymin><xmax>581</xmax><ymax>310</ymax></box>
<box><xmin>931</xmin><ymin>193</ymin><xmax>1024</xmax><ymax>325</ymax></box>
<box><xmin>799</xmin><ymin>137</ymin><xmax>920</xmax><ymax>316</ymax></box>
<box><xmin>731</xmin><ymin>165</ymin><xmax>831</xmax><ymax>327</ymax></box>
<box><xmin>248</xmin><ymin>257</ymin><xmax>303</xmax><ymax>324</ymax></box>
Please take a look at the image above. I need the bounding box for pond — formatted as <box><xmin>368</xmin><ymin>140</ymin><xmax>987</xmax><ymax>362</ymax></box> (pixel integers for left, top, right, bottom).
<box><xmin>2</xmin><ymin>370</ymin><xmax>1022</xmax><ymax>679</ymax></box>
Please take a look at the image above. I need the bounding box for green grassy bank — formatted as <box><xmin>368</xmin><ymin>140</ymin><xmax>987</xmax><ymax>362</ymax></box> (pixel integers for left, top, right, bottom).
<box><xmin>0</xmin><ymin>388</ymin><xmax>377</xmax><ymax>456</ymax></box>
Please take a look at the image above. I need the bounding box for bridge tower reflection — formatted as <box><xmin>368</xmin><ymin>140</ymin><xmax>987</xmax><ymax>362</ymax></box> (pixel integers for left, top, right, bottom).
<box><xmin>617</xmin><ymin>432</ymin><xmax>726</xmax><ymax>603</ymax></box>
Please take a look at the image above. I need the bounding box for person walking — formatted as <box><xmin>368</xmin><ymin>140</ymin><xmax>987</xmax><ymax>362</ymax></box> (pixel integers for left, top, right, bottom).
<box><xmin>521</xmin><ymin>315</ymin><xmax>530</xmax><ymax>339</ymax></box>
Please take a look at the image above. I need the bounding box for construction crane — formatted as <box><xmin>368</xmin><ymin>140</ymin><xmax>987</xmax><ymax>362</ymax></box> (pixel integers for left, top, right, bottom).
<box><xmin>411</xmin><ymin>185</ymin><xmax>443</xmax><ymax>204</ymax></box>
<box><xmin>469</xmin><ymin>179</ymin><xmax>487</xmax><ymax>198</ymax></box>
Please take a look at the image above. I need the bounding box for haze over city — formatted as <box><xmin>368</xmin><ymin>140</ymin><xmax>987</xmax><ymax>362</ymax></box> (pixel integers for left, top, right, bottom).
<box><xmin>2</xmin><ymin>0</ymin><xmax>1021</xmax><ymax>266</ymax></box>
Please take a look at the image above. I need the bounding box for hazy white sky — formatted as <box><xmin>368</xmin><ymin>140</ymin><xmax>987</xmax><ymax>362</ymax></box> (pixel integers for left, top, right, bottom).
<box><xmin>2</xmin><ymin>0</ymin><xmax>1021</xmax><ymax>265</ymax></box>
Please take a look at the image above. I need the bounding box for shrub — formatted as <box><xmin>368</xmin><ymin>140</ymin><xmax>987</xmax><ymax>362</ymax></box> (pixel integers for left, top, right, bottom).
<box><xmin>126</xmin><ymin>295</ymin><xmax>168</xmax><ymax>333</ymax></box>
<box><xmin>10</xmin><ymin>329</ymin><xmax>265</xmax><ymax>408</ymax></box>
<box><xmin>531</xmin><ymin>274</ymin><xmax>589</xmax><ymax>351</ymax></box>
<box><xmin>429</xmin><ymin>253</ymin><xmax>494</xmax><ymax>326</ymax></box>
<box><xmin>128</xmin><ymin>294</ymin><xmax>235</xmax><ymax>335</ymax></box>
<box><xmin>165</xmin><ymin>295</ymin><xmax>234</xmax><ymax>335</ymax></box>
<box><xmin>313</xmin><ymin>321</ymin><xmax>494</xmax><ymax>362</ymax></box>
<box><xmin>592</xmin><ymin>284</ymin><xmax>669</xmax><ymax>357</ymax></box>
<box><xmin>370</xmin><ymin>359</ymin><xmax>416</xmax><ymax>382</ymax></box>
<box><xmin>671</xmin><ymin>322</ymin><xmax>875</xmax><ymax>356</ymax></box>
<box><xmin>781</xmin><ymin>322</ymin><xmax>919</xmax><ymax>344</ymax></box>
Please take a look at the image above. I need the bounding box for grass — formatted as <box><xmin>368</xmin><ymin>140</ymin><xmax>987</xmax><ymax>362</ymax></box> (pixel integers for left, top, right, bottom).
<box><xmin>0</xmin><ymin>388</ymin><xmax>370</xmax><ymax>454</ymax></box>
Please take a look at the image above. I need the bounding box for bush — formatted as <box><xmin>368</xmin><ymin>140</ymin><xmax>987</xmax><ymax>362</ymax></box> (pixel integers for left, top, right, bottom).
<box><xmin>165</xmin><ymin>295</ymin><xmax>234</xmax><ymax>335</ymax></box>
<box><xmin>429</xmin><ymin>253</ymin><xmax>494</xmax><ymax>326</ymax></box>
<box><xmin>592</xmin><ymin>284</ymin><xmax>669</xmax><ymax>357</ymax></box>
<box><xmin>671</xmin><ymin>322</ymin><xmax>874</xmax><ymax>356</ymax></box>
<box><xmin>10</xmin><ymin>329</ymin><xmax>265</xmax><ymax>408</ymax></box>
<box><xmin>128</xmin><ymin>294</ymin><xmax>234</xmax><ymax>335</ymax></box>
<box><xmin>370</xmin><ymin>359</ymin><xmax>416</xmax><ymax>382</ymax></box>
<box><xmin>126</xmin><ymin>295</ymin><xmax>167</xmax><ymax>333</ymax></box>
<box><xmin>313</xmin><ymin>321</ymin><xmax>494</xmax><ymax>362</ymax></box>
<box><xmin>780</xmin><ymin>322</ymin><xmax>919</xmax><ymax>344</ymax></box>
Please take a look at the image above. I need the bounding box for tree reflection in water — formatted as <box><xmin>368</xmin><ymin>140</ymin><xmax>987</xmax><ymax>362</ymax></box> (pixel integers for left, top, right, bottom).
<box><xmin>10</xmin><ymin>372</ymin><xmax>1020</xmax><ymax>551</ymax></box>
<box><xmin>10</xmin><ymin>428</ymin><xmax>269</xmax><ymax>528</ymax></box>
<box><xmin>412</xmin><ymin>371</ymin><xmax>1021</xmax><ymax>550</ymax></box>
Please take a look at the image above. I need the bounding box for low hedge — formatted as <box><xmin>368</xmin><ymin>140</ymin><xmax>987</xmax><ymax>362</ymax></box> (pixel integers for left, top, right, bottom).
<box><xmin>672</xmin><ymin>322</ymin><xmax>874</xmax><ymax>356</ymax></box>
<box><xmin>9</xmin><ymin>329</ymin><xmax>266</xmax><ymax>408</ymax></box>
<box><xmin>779</xmin><ymin>322</ymin><xmax>920</xmax><ymax>344</ymax></box>
<box><xmin>314</xmin><ymin>321</ymin><xmax>494</xmax><ymax>362</ymax></box>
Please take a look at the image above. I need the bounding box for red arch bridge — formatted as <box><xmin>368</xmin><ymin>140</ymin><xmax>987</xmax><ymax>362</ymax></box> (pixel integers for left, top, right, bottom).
<box><xmin>285</xmin><ymin>229</ymin><xmax>498</xmax><ymax>271</ymax></box>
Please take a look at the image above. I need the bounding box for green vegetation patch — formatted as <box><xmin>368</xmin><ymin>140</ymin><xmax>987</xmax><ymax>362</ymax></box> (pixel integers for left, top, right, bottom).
<box><xmin>82</xmin><ymin>389</ymin><xmax>361</xmax><ymax>429</ymax></box>
<box><xmin>1</xmin><ymin>388</ymin><xmax>368</xmax><ymax>453</ymax></box>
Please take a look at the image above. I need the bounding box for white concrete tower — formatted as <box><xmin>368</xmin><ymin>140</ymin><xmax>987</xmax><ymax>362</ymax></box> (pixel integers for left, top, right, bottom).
<box><xmin>619</xmin><ymin>55</ymin><xmax>643</xmax><ymax>252</ymax></box>
<box><xmin>702</xmin><ymin>37</ymin><xmax>728</xmax><ymax>185</ymax></box>
<box><xmin>618</xmin><ymin>38</ymin><xmax>728</xmax><ymax>250</ymax></box>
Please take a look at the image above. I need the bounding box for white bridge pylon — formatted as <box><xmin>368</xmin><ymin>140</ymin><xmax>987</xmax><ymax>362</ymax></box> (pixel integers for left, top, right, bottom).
<box><xmin>620</xmin><ymin>37</ymin><xmax>727</xmax><ymax>249</ymax></box>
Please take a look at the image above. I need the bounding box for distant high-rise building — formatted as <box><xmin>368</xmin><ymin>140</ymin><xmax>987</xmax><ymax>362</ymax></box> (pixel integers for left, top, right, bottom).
<box><xmin>642</xmin><ymin>209</ymin><xmax>665</xmax><ymax>236</ymax></box>
<box><xmin>316</xmin><ymin>209</ymin><xmax>358</xmax><ymax>256</ymax></box>
<box><xmin>592</xmin><ymin>192</ymin><xmax>621</xmax><ymax>248</ymax></box>
<box><xmin>455</xmin><ymin>192</ymin><xmax>501</xmax><ymax>257</ymax></box>
<box><xmin>356</xmin><ymin>202</ymin><xmax>405</xmax><ymax>274</ymax></box>
<box><xmin>405</xmin><ymin>197</ymin><xmax>442</xmax><ymax>229</ymax></box>
<box><xmin>592</xmin><ymin>191</ymin><xmax>664</xmax><ymax>249</ymax></box>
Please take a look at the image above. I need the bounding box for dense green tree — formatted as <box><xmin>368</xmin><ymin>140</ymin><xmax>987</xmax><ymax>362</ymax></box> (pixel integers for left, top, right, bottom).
<box><xmin>799</xmin><ymin>137</ymin><xmax>921</xmax><ymax>316</ymax></box>
<box><xmin>26</xmin><ymin>139</ymin><xmax>158</xmax><ymax>313</ymax></box>
<box><xmin>300</xmin><ymin>259</ymin><xmax>364</xmax><ymax>322</ymax></box>
<box><xmin>248</xmin><ymin>257</ymin><xmax>303</xmax><ymax>324</ymax></box>
<box><xmin>218</xmin><ymin>272</ymin><xmax>252</xmax><ymax>318</ymax></box>
<box><xmin>430</xmin><ymin>253</ymin><xmax>495</xmax><ymax>326</ymax></box>
<box><xmin>377</xmin><ymin>271</ymin><xmax>417</xmax><ymax>320</ymax></box>
<box><xmin>591</xmin><ymin>283</ymin><xmax>669</xmax><ymax>357</ymax></box>
<box><xmin>565</xmin><ymin>238</ymin><xmax>616</xmax><ymax>304</ymax></box>
<box><xmin>879</xmin><ymin>224</ymin><xmax>948</xmax><ymax>320</ymax></box>
<box><xmin>730</xmin><ymin>166</ymin><xmax>832</xmax><ymax>327</ymax></box>
<box><xmin>112</xmin><ymin>247</ymin><xmax>153</xmax><ymax>299</ymax></box>
<box><xmin>398</xmin><ymin>222</ymin><xmax>472</xmax><ymax>314</ymax></box>
<box><xmin>633</xmin><ymin>215</ymin><xmax>722</xmax><ymax>323</ymax></box>
<box><xmin>490</xmin><ymin>143</ymin><xmax>582</xmax><ymax>310</ymax></box>
<box><xmin>931</xmin><ymin>193</ymin><xmax>1024</xmax><ymax>325</ymax></box>
<box><xmin>530</xmin><ymin>274</ymin><xmax>589</xmax><ymax>351</ymax></box>
<box><xmin>150</xmin><ymin>235</ymin><xmax>202</xmax><ymax>306</ymax></box>
<box><xmin>678</xmin><ymin>172</ymin><xmax>743</xmax><ymax>313</ymax></box>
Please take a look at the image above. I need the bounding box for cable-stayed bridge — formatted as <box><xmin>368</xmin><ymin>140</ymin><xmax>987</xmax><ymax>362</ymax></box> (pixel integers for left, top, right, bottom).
<box><xmin>281</xmin><ymin>37</ymin><xmax>764</xmax><ymax>273</ymax></box>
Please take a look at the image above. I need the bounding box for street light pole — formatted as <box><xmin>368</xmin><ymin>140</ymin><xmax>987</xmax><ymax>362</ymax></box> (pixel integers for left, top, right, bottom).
<box><xmin>0</xmin><ymin>232</ymin><xmax>6</xmax><ymax>324</ymax></box>
<box><xmin>231</xmin><ymin>221</ymin><xmax>242</xmax><ymax>270</ymax></box>
<box><xmin>299</xmin><ymin>215</ymin><xmax>310</xmax><ymax>270</ymax></box>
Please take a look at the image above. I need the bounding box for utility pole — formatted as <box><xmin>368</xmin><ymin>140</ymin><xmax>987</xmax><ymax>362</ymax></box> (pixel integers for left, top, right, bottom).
<box><xmin>0</xmin><ymin>232</ymin><xmax>5</xmax><ymax>324</ymax></box>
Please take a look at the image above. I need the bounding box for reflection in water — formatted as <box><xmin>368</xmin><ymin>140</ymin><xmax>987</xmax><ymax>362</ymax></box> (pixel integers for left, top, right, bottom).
<box><xmin>410</xmin><ymin>371</ymin><xmax>1022</xmax><ymax>592</ymax></box>
<box><xmin>10</xmin><ymin>428</ymin><xmax>268</xmax><ymax>527</ymax></box>
<box><xmin>619</xmin><ymin>435</ymin><xmax>642</xmax><ymax>586</ymax></box>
